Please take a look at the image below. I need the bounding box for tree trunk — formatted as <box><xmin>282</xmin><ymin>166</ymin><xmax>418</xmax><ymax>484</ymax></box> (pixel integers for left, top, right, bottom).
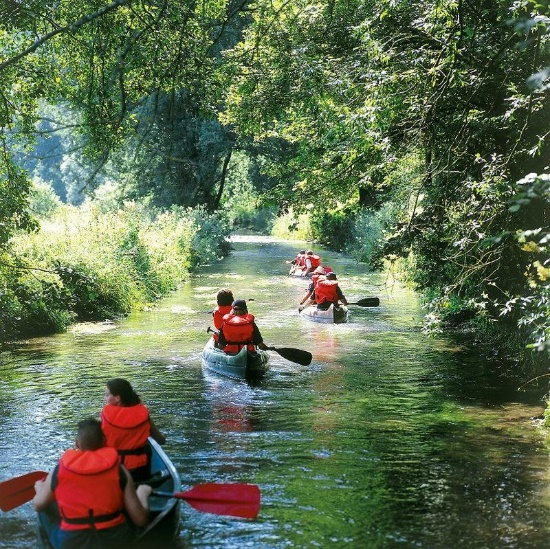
<box><xmin>213</xmin><ymin>149</ymin><xmax>232</xmax><ymax>210</ymax></box>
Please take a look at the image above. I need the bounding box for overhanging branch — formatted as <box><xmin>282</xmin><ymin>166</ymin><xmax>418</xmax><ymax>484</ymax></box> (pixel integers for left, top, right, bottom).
<box><xmin>0</xmin><ymin>0</ymin><xmax>133</xmax><ymax>72</ymax></box>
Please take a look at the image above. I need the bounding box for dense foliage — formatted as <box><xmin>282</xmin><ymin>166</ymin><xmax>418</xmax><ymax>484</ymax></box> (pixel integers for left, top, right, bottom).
<box><xmin>1</xmin><ymin>201</ymin><xmax>230</xmax><ymax>339</ymax></box>
<box><xmin>0</xmin><ymin>1</ymin><xmax>548</xmax><ymax>360</ymax></box>
<box><xmin>220</xmin><ymin>0</ymin><xmax>550</xmax><ymax>357</ymax></box>
<box><xmin>1</xmin><ymin>0</ymin><xmax>264</xmax><ymax>209</ymax></box>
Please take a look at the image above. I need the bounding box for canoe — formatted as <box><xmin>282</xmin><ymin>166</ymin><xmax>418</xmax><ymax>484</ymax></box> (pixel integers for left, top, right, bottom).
<box><xmin>300</xmin><ymin>303</ymin><xmax>349</xmax><ymax>324</ymax></box>
<box><xmin>201</xmin><ymin>337</ymin><xmax>270</xmax><ymax>380</ymax></box>
<box><xmin>134</xmin><ymin>438</ymin><xmax>181</xmax><ymax>547</ymax></box>
<box><xmin>288</xmin><ymin>266</ymin><xmax>309</xmax><ymax>277</ymax></box>
<box><xmin>38</xmin><ymin>438</ymin><xmax>181</xmax><ymax>548</ymax></box>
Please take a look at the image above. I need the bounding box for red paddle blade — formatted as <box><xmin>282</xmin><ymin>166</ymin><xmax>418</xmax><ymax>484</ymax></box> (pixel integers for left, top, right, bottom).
<box><xmin>0</xmin><ymin>471</ymin><xmax>48</xmax><ymax>512</ymax></box>
<box><xmin>176</xmin><ymin>483</ymin><xmax>261</xmax><ymax>519</ymax></box>
<box><xmin>185</xmin><ymin>497</ymin><xmax>260</xmax><ymax>518</ymax></box>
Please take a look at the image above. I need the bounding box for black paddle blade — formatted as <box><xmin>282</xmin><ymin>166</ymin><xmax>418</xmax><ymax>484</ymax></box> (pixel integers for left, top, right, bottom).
<box><xmin>272</xmin><ymin>347</ymin><xmax>312</xmax><ymax>366</ymax></box>
<box><xmin>350</xmin><ymin>297</ymin><xmax>380</xmax><ymax>307</ymax></box>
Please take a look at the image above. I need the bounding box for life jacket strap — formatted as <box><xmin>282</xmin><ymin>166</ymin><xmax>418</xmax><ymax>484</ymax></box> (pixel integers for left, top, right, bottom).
<box><xmin>117</xmin><ymin>445</ymin><xmax>148</xmax><ymax>456</ymax></box>
<box><xmin>62</xmin><ymin>509</ymin><xmax>123</xmax><ymax>527</ymax></box>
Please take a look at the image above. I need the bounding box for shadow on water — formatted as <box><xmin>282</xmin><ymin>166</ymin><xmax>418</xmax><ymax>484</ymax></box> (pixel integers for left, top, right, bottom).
<box><xmin>1</xmin><ymin>235</ymin><xmax>550</xmax><ymax>548</ymax></box>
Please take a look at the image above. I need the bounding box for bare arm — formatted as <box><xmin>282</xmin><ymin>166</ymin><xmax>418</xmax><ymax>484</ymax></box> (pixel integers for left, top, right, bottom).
<box><xmin>32</xmin><ymin>470</ymin><xmax>55</xmax><ymax>511</ymax></box>
<box><xmin>149</xmin><ymin>417</ymin><xmax>166</xmax><ymax>445</ymax></box>
<box><xmin>336</xmin><ymin>286</ymin><xmax>348</xmax><ymax>305</ymax></box>
<box><xmin>299</xmin><ymin>289</ymin><xmax>313</xmax><ymax>305</ymax></box>
<box><xmin>301</xmin><ymin>258</ymin><xmax>313</xmax><ymax>276</ymax></box>
<box><xmin>123</xmin><ymin>468</ymin><xmax>151</xmax><ymax>527</ymax></box>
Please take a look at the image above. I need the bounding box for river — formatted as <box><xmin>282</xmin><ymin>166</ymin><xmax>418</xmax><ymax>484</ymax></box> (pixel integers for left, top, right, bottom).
<box><xmin>1</xmin><ymin>235</ymin><xmax>549</xmax><ymax>548</ymax></box>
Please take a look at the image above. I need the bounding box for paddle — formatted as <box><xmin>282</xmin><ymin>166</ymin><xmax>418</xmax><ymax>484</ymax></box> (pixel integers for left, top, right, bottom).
<box><xmin>267</xmin><ymin>346</ymin><xmax>312</xmax><ymax>366</ymax></box>
<box><xmin>153</xmin><ymin>483</ymin><xmax>261</xmax><ymax>519</ymax></box>
<box><xmin>0</xmin><ymin>471</ymin><xmax>260</xmax><ymax>519</ymax></box>
<box><xmin>206</xmin><ymin>328</ymin><xmax>312</xmax><ymax>366</ymax></box>
<box><xmin>347</xmin><ymin>297</ymin><xmax>380</xmax><ymax>307</ymax></box>
<box><xmin>0</xmin><ymin>470</ymin><xmax>48</xmax><ymax>512</ymax></box>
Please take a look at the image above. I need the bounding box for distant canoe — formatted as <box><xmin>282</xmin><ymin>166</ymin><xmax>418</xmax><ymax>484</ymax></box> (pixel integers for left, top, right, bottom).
<box><xmin>300</xmin><ymin>304</ymin><xmax>349</xmax><ymax>324</ymax></box>
<box><xmin>201</xmin><ymin>337</ymin><xmax>270</xmax><ymax>380</ymax></box>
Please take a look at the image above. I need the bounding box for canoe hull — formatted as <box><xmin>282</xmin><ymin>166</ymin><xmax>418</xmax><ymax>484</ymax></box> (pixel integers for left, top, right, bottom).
<box><xmin>135</xmin><ymin>438</ymin><xmax>181</xmax><ymax>547</ymax></box>
<box><xmin>202</xmin><ymin>337</ymin><xmax>270</xmax><ymax>380</ymax></box>
<box><xmin>300</xmin><ymin>304</ymin><xmax>349</xmax><ymax>324</ymax></box>
<box><xmin>288</xmin><ymin>267</ymin><xmax>310</xmax><ymax>278</ymax></box>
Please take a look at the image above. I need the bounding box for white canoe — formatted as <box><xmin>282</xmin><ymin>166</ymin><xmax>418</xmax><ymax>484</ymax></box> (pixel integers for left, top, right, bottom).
<box><xmin>300</xmin><ymin>304</ymin><xmax>349</xmax><ymax>324</ymax></box>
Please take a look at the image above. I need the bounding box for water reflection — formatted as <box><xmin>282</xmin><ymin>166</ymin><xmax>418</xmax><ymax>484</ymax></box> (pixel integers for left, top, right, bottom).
<box><xmin>1</xmin><ymin>235</ymin><xmax>549</xmax><ymax>548</ymax></box>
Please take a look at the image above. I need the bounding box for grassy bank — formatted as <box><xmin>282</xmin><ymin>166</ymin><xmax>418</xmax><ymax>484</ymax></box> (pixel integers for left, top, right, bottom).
<box><xmin>0</xmin><ymin>202</ymin><xmax>231</xmax><ymax>341</ymax></box>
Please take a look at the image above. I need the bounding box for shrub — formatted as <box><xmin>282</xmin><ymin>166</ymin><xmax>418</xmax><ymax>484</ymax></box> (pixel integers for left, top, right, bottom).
<box><xmin>271</xmin><ymin>210</ymin><xmax>312</xmax><ymax>240</ymax></box>
<box><xmin>2</xmin><ymin>201</ymin><xmax>231</xmax><ymax>340</ymax></box>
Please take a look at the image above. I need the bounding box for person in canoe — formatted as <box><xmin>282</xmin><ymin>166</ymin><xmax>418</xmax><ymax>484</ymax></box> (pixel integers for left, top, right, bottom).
<box><xmin>33</xmin><ymin>417</ymin><xmax>152</xmax><ymax>549</ymax></box>
<box><xmin>101</xmin><ymin>378</ymin><xmax>166</xmax><ymax>482</ymax></box>
<box><xmin>298</xmin><ymin>266</ymin><xmax>327</xmax><ymax>310</ymax></box>
<box><xmin>217</xmin><ymin>299</ymin><xmax>269</xmax><ymax>353</ymax></box>
<box><xmin>212</xmin><ymin>289</ymin><xmax>234</xmax><ymax>343</ymax></box>
<box><xmin>301</xmin><ymin>250</ymin><xmax>322</xmax><ymax>277</ymax></box>
<box><xmin>288</xmin><ymin>249</ymin><xmax>306</xmax><ymax>275</ymax></box>
<box><xmin>313</xmin><ymin>272</ymin><xmax>348</xmax><ymax>310</ymax></box>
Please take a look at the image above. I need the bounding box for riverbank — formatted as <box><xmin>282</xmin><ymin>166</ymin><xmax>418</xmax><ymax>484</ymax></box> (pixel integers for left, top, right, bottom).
<box><xmin>0</xmin><ymin>202</ymin><xmax>231</xmax><ymax>343</ymax></box>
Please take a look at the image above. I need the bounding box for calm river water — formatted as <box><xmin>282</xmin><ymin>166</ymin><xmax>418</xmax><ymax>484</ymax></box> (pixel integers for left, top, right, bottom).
<box><xmin>1</xmin><ymin>235</ymin><xmax>549</xmax><ymax>548</ymax></box>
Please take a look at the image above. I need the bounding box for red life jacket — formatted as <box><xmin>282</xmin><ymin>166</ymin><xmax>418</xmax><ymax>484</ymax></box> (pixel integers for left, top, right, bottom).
<box><xmin>54</xmin><ymin>447</ymin><xmax>125</xmax><ymax>531</ymax></box>
<box><xmin>311</xmin><ymin>274</ymin><xmax>326</xmax><ymax>288</ymax></box>
<box><xmin>311</xmin><ymin>274</ymin><xmax>326</xmax><ymax>303</ymax></box>
<box><xmin>221</xmin><ymin>313</ymin><xmax>255</xmax><ymax>353</ymax></box>
<box><xmin>101</xmin><ymin>404</ymin><xmax>150</xmax><ymax>471</ymax></box>
<box><xmin>213</xmin><ymin>305</ymin><xmax>232</xmax><ymax>332</ymax></box>
<box><xmin>295</xmin><ymin>253</ymin><xmax>306</xmax><ymax>267</ymax></box>
<box><xmin>315</xmin><ymin>279</ymin><xmax>339</xmax><ymax>304</ymax></box>
<box><xmin>306</xmin><ymin>254</ymin><xmax>321</xmax><ymax>268</ymax></box>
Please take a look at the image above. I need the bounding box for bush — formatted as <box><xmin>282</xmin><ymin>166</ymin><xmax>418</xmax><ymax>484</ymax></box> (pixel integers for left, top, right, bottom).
<box><xmin>0</xmin><ymin>261</ymin><xmax>74</xmax><ymax>337</ymax></box>
<box><xmin>309</xmin><ymin>210</ymin><xmax>354</xmax><ymax>251</ymax></box>
<box><xmin>1</xmin><ymin>201</ymin><xmax>231</xmax><ymax>340</ymax></box>
<box><xmin>271</xmin><ymin>210</ymin><xmax>312</xmax><ymax>240</ymax></box>
<box><xmin>12</xmin><ymin>271</ymin><xmax>76</xmax><ymax>335</ymax></box>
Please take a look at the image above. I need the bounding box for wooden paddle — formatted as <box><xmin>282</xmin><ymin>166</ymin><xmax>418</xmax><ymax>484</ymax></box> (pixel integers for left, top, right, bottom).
<box><xmin>0</xmin><ymin>471</ymin><xmax>260</xmax><ymax>519</ymax></box>
<box><xmin>347</xmin><ymin>297</ymin><xmax>380</xmax><ymax>307</ymax></box>
<box><xmin>154</xmin><ymin>482</ymin><xmax>261</xmax><ymax>519</ymax></box>
<box><xmin>0</xmin><ymin>470</ymin><xmax>48</xmax><ymax>512</ymax></box>
<box><xmin>207</xmin><ymin>327</ymin><xmax>312</xmax><ymax>366</ymax></box>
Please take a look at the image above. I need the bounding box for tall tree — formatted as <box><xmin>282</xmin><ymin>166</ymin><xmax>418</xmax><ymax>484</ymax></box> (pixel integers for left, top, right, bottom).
<box><xmin>221</xmin><ymin>0</ymin><xmax>550</xmax><ymax>342</ymax></box>
<box><xmin>0</xmin><ymin>0</ymin><xmax>252</xmax><ymax>229</ymax></box>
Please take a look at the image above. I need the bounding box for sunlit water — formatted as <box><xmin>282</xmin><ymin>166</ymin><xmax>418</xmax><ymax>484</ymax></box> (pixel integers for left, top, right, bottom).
<box><xmin>1</xmin><ymin>235</ymin><xmax>549</xmax><ymax>548</ymax></box>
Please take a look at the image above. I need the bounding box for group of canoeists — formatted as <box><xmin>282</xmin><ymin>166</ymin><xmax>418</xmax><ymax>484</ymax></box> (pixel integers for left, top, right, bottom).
<box><xmin>6</xmin><ymin>252</ymin><xmax>348</xmax><ymax>548</ymax></box>
<box><xmin>287</xmin><ymin>249</ymin><xmax>326</xmax><ymax>277</ymax></box>
<box><xmin>288</xmin><ymin>250</ymin><xmax>348</xmax><ymax>313</ymax></box>
<box><xmin>32</xmin><ymin>378</ymin><xmax>166</xmax><ymax>548</ymax></box>
<box><xmin>207</xmin><ymin>249</ymin><xmax>349</xmax><ymax>361</ymax></box>
<box><xmin>209</xmin><ymin>289</ymin><xmax>270</xmax><ymax>353</ymax></box>
<box><xmin>298</xmin><ymin>268</ymin><xmax>348</xmax><ymax>312</ymax></box>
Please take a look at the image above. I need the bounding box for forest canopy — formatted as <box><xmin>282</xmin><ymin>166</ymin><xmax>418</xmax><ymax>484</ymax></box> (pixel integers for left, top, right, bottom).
<box><xmin>0</xmin><ymin>0</ymin><xmax>549</xmax><ymax>360</ymax></box>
